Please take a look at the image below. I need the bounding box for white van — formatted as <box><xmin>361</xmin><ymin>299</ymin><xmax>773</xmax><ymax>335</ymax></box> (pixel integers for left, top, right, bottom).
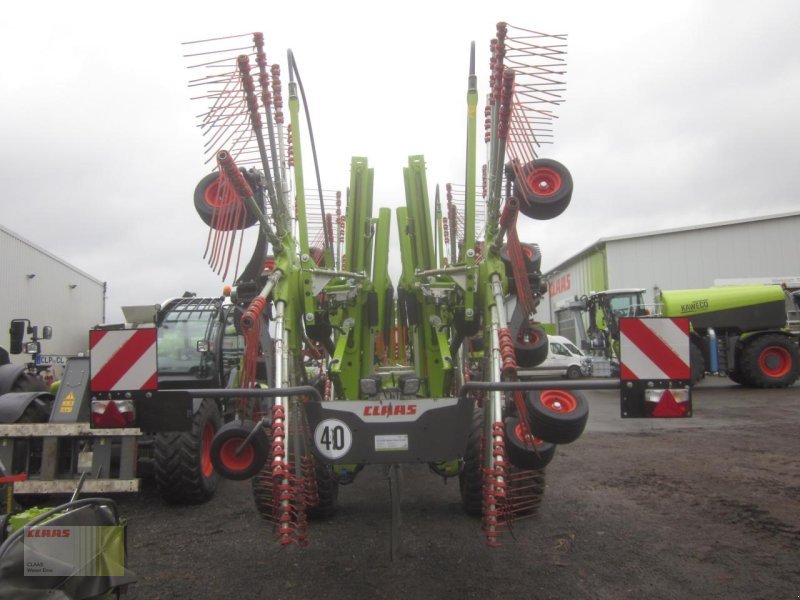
<box><xmin>520</xmin><ymin>335</ymin><xmax>592</xmax><ymax>379</ymax></box>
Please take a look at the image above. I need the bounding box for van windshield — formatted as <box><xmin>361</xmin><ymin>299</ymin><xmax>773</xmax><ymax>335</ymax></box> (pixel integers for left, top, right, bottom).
<box><xmin>563</xmin><ymin>341</ymin><xmax>583</xmax><ymax>356</ymax></box>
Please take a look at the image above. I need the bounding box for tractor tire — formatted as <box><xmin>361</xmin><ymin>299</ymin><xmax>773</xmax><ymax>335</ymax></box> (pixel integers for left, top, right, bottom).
<box><xmin>11</xmin><ymin>390</ymin><xmax>53</xmax><ymax>506</ymax></box>
<box><xmin>512</xmin><ymin>158</ymin><xmax>573</xmax><ymax>220</ymax></box>
<box><xmin>194</xmin><ymin>170</ymin><xmax>260</xmax><ymax>230</ymax></box>
<box><xmin>459</xmin><ymin>407</ymin><xmax>485</xmax><ymax>517</ymax></box>
<box><xmin>690</xmin><ymin>342</ymin><xmax>705</xmax><ymax>385</ymax></box>
<box><xmin>525</xmin><ymin>389</ymin><xmax>589</xmax><ymax>445</ymax></box>
<box><xmin>727</xmin><ymin>369</ymin><xmax>745</xmax><ymax>385</ymax></box>
<box><xmin>0</xmin><ymin>366</ymin><xmax>49</xmax><ymax>397</ymax></box>
<box><xmin>209</xmin><ymin>420</ymin><xmax>269</xmax><ymax>481</ymax></box>
<box><xmin>511</xmin><ymin>321</ymin><xmax>549</xmax><ymax>368</ymax></box>
<box><xmin>738</xmin><ymin>334</ymin><xmax>800</xmax><ymax>388</ymax></box>
<box><xmin>154</xmin><ymin>399</ymin><xmax>221</xmax><ymax>504</ymax></box>
<box><xmin>503</xmin><ymin>417</ymin><xmax>556</xmax><ymax>470</ymax></box>
<box><xmin>306</xmin><ymin>461</ymin><xmax>339</xmax><ymax>520</ymax></box>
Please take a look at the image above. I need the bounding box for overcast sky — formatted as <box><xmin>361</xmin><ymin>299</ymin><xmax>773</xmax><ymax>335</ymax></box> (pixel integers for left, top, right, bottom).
<box><xmin>2</xmin><ymin>0</ymin><xmax>798</xmax><ymax>323</ymax></box>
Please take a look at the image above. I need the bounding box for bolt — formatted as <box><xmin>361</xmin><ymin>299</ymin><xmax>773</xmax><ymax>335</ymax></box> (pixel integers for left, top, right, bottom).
<box><xmin>301</xmin><ymin>254</ymin><xmax>310</xmax><ymax>262</ymax></box>
<box><xmin>465</xmin><ymin>308</ymin><xmax>474</xmax><ymax>318</ymax></box>
<box><xmin>305</xmin><ymin>312</ymin><xmax>315</xmax><ymax>322</ymax></box>
<box><xmin>466</xmin><ymin>249</ymin><xmax>475</xmax><ymax>258</ymax></box>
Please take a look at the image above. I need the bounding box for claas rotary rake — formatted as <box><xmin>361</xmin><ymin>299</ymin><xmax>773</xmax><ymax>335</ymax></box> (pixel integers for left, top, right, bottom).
<box><xmin>178</xmin><ymin>24</ymin><xmax>586</xmax><ymax>550</ymax></box>
<box><xmin>141</xmin><ymin>24</ymin><xmax>689</xmax><ymax>552</ymax></box>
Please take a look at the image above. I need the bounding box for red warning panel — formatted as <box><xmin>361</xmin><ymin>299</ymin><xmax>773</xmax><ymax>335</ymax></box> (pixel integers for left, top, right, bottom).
<box><xmin>619</xmin><ymin>317</ymin><xmax>691</xmax><ymax>381</ymax></box>
<box><xmin>90</xmin><ymin>329</ymin><xmax>158</xmax><ymax>392</ymax></box>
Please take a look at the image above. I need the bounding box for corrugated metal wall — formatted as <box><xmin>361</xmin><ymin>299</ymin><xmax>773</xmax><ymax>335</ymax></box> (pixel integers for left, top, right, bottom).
<box><xmin>540</xmin><ymin>212</ymin><xmax>800</xmax><ymax>332</ymax></box>
<box><xmin>1</xmin><ymin>225</ymin><xmax>105</xmax><ymax>368</ymax></box>
<box><xmin>539</xmin><ymin>246</ymin><xmax>607</xmax><ymax>324</ymax></box>
<box><xmin>606</xmin><ymin>213</ymin><xmax>800</xmax><ymax>307</ymax></box>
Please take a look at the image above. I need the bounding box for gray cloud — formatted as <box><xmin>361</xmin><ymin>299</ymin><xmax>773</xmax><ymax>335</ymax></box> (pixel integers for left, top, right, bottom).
<box><xmin>1</xmin><ymin>0</ymin><xmax>798</xmax><ymax>321</ymax></box>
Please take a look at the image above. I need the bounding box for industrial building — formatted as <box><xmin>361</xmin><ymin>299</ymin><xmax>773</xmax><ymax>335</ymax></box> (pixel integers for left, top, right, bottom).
<box><xmin>539</xmin><ymin>211</ymin><xmax>800</xmax><ymax>335</ymax></box>
<box><xmin>0</xmin><ymin>223</ymin><xmax>105</xmax><ymax>370</ymax></box>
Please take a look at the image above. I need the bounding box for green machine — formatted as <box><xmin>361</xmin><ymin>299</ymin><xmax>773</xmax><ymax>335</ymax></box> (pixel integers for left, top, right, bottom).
<box><xmin>659</xmin><ymin>284</ymin><xmax>799</xmax><ymax>388</ymax></box>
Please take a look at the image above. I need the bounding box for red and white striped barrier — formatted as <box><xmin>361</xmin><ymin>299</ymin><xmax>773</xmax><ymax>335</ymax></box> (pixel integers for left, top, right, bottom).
<box><xmin>89</xmin><ymin>329</ymin><xmax>158</xmax><ymax>392</ymax></box>
<box><xmin>619</xmin><ymin>317</ymin><xmax>692</xmax><ymax>418</ymax></box>
<box><xmin>619</xmin><ymin>317</ymin><xmax>690</xmax><ymax>381</ymax></box>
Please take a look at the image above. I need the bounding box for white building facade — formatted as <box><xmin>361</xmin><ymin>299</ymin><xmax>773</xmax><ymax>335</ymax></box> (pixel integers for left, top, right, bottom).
<box><xmin>1</xmin><ymin>224</ymin><xmax>105</xmax><ymax>366</ymax></box>
<box><xmin>539</xmin><ymin>211</ymin><xmax>800</xmax><ymax>335</ymax></box>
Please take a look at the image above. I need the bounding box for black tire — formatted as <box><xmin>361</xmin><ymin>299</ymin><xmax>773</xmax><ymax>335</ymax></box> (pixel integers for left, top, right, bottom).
<box><xmin>512</xmin><ymin>158</ymin><xmax>573</xmax><ymax>220</ymax></box>
<box><xmin>504</xmin><ymin>417</ymin><xmax>556</xmax><ymax>470</ymax></box>
<box><xmin>209</xmin><ymin>420</ymin><xmax>269</xmax><ymax>481</ymax></box>
<box><xmin>459</xmin><ymin>407</ymin><xmax>485</xmax><ymax>516</ymax></box>
<box><xmin>525</xmin><ymin>389</ymin><xmax>589</xmax><ymax>445</ymax></box>
<box><xmin>306</xmin><ymin>461</ymin><xmax>339</xmax><ymax>520</ymax></box>
<box><xmin>11</xmin><ymin>390</ymin><xmax>53</xmax><ymax>507</ymax></box>
<box><xmin>738</xmin><ymin>334</ymin><xmax>799</xmax><ymax>388</ymax></box>
<box><xmin>500</xmin><ymin>242</ymin><xmax>542</xmax><ymax>274</ymax></box>
<box><xmin>5</xmin><ymin>371</ymin><xmax>51</xmax><ymax>482</ymax></box>
<box><xmin>511</xmin><ymin>321</ymin><xmax>549</xmax><ymax>368</ymax></box>
<box><xmin>0</xmin><ymin>368</ymin><xmax>49</xmax><ymax>396</ymax></box>
<box><xmin>565</xmin><ymin>365</ymin><xmax>582</xmax><ymax>380</ymax></box>
<box><xmin>727</xmin><ymin>369</ymin><xmax>745</xmax><ymax>385</ymax></box>
<box><xmin>154</xmin><ymin>399</ymin><xmax>221</xmax><ymax>504</ymax></box>
<box><xmin>194</xmin><ymin>170</ymin><xmax>260</xmax><ymax>230</ymax></box>
<box><xmin>690</xmin><ymin>342</ymin><xmax>705</xmax><ymax>385</ymax></box>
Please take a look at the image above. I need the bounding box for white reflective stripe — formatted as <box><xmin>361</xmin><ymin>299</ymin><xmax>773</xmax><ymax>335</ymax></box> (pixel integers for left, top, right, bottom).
<box><xmin>111</xmin><ymin>342</ymin><xmax>157</xmax><ymax>390</ymax></box>
<box><xmin>620</xmin><ymin>331</ymin><xmax>668</xmax><ymax>379</ymax></box>
<box><xmin>653</xmin><ymin>319</ymin><xmax>691</xmax><ymax>366</ymax></box>
<box><xmin>90</xmin><ymin>330</ymin><xmax>137</xmax><ymax>377</ymax></box>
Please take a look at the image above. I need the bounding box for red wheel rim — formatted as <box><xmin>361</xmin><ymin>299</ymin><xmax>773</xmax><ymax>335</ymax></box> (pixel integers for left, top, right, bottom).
<box><xmin>219</xmin><ymin>437</ymin><xmax>255</xmax><ymax>473</ymax></box>
<box><xmin>514</xmin><ymin>422</ymin><xmax>543</xmax><ymax>447</ymax></box>
<box><xmin>204</xmin><ymin>179</ymin><xmax>233</xmax><ymax>209</ymax></box>
<box><xmin>517</xmin><ymin>327</ymin><xmax>542</xmax><ymax>347</ymax></box>
<box><xmin>526</xmin><ymin>167</ymin><xmax>562</xmax><ymax>197</ymax></box>
<box><xmin>539</xmin><ymin>390</ymin><xmax>578</xmax><ymax>414</ymax></box>
<box><xmin>201</xmin><ymin>422</ymin><xmax>215</xmax><ymax>478</ymax></box>
<box><xmin>759</xmin><ymin>346</ymin><xmax>791</xmax><ymax>378</ymax></box>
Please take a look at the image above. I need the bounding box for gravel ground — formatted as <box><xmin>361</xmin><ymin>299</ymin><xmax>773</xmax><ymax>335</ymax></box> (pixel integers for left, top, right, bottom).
<box><xmin>114</xmin><ymin>379</ymin><xmax>799</xmax><ymax>600</ymax></box>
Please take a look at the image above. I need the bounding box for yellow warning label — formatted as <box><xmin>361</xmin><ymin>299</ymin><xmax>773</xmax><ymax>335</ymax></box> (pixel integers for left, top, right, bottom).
<box><xmin>64</xmin><ymin>392</ymin><xmax>75</xmax><ymax>402</ymax></box>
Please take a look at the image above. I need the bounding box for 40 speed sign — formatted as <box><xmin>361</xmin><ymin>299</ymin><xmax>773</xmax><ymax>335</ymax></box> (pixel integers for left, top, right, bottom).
<box><xmin>314</xmin><ymin>419</ymin><xmax>353</xmax><ymax>460</ymax></box>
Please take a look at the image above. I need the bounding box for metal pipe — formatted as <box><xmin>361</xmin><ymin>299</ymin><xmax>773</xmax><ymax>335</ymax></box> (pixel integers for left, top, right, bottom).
<box><xmin>485</xmin><ymin>302</ymin><xmax>504</xmax><ymax>539</ymax></box>
<box><xmin>490</xmin><ymin>274</ymin><xmax>510</xmax><ymax>330</ymax></box>
<box><xmin>306</xmin><ymin>268</ymin><xmax>367</xmax><ymax>280</ymax></box>
<box><xmin>415</xmin><ymin>265</ymin><xmax>469</xmax><ymax>278</ymax></box>
<box><xmin>182</xmin><ymin>385</ymin><xmax>323</xmax><ymax>402</ymax></box>
<box><xmin>457</xmin><ymin>379</ymin><xmax>621</xmax><ymax>400</ymax></box>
